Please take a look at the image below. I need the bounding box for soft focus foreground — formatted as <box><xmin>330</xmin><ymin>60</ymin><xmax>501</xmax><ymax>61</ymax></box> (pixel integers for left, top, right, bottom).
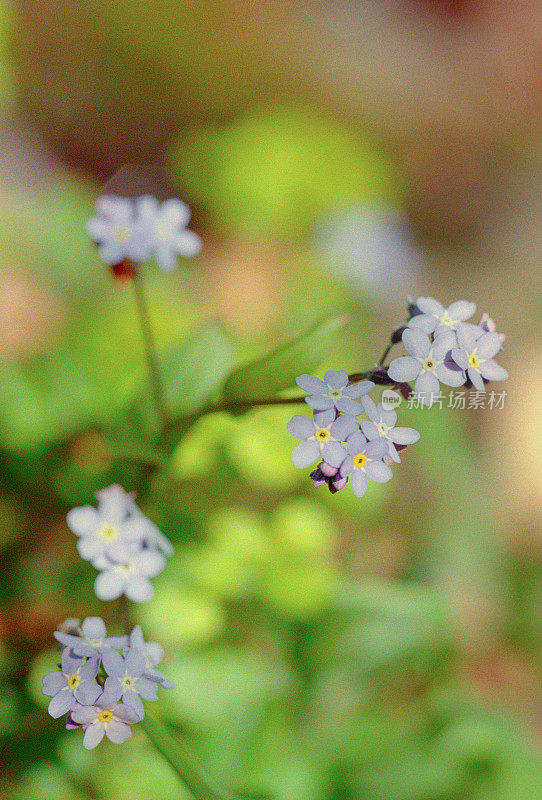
<box><xmin>0</xmin><ymin>2</ymin><xmax>541</xmax><ymax>799</ymax></box>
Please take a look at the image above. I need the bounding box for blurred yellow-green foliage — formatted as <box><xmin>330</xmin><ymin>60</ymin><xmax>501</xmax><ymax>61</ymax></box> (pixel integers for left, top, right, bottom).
<box><xmin>1</xmin><ymin>2</ymin><xmax>541</xmax><ymax>800</ymax></box>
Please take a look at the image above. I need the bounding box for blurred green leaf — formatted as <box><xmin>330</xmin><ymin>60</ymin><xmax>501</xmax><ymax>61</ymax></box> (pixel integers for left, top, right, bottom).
<box><xmin>171</xmin><ymin>103</ymin><xmax>403</xmax><ymax>239</ymax></box>
<box><xmin>223</xmin><ymin>316</ymin><xmax>347</xmax><ymax>402</ymax></box>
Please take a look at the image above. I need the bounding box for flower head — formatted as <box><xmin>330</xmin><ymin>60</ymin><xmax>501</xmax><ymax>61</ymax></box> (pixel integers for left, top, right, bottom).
<box><xmin>287</xmin><ymin>409</ymin><xmax>358</xmax><ymax>469</ymax></box>
<box><xmin>339</xmin><ymin>433</ymin><xmax>392</xmax><ymax>497</ymax></box>
<box><xmin>136</xmin><ymin>196</ymin><xmax>202</xmax><ymax>272</ymax></box>
<box><xmin>42</xmin><ymin>651</ymin><xmax>101</xmax><ymax>718</ymax></box>
<box><xmin>387</xmin><ymin>329</ymin><xmax>465</xmax><ymax>407</ymax></box>
<box><xmin>360</xmin><ymin>396</ymin><xmax>420</xmax><ymax>463</ymax></box>
<box><xmin>102</xmin><ymin>647</ymin><xmax>159</xmax><ymax>717</ymax></box>
<box><xmin>70</xmin><ymin>694</ymin><xmax>141</xmax><ymax>750</ymax></box>
<box><xmin>86</xmin><ymin>196</ymin><xmax>153</xmax><ymax>266</ymax></box>
<box><xmin>125</xmin><ymin>625</ymin><xmax>174</xmax><ymax>688</ymax></box>
<box><xmin>451</xmin><ymin>324</ymin><xmax>508</xmax><ymax>392</ymax></box>
<box><xmin>67</xmin><ymin>485</ymin><xmax>172</xmax><ymax>603</ymax></box>
<box><xmin>296</xmin><ymin>371</ymin><xmax>374</xmax><ymax>415</ymax></box>
<box><xmin>407</xmin><ymin>296</ymin><xmax>476</xmax><ymax>336</ymax></box>
<box><xmin>54</xmin><ymin>616</ymin><xmax>128</xmax><ymax>659</ymax></box>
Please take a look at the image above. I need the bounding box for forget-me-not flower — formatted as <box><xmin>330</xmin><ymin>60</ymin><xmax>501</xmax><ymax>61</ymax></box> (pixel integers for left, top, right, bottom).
<box><xmin>387</xmin><ymin>329</ymin><xmax>465</xmax><ymax>407</ymax></box>
<box><xmin>360</xmin><ymin>396</ymin><xmax>420</xmax><ymax>463</ymax></box>
<box><xmin>287</xmin><ymin>409</ymin><xmax>358</xmax><ymax>468</ymax></box>
<box><xmin>125</xmin><ymin>625</ymin><xmax>174</xmax><ymax>688</ymax></box>
<box><xmin>451</xmin><ymin>324</ymin><xmax>508</xmax><ymax>391</ymax></box>
<box><xmin>136</xmin><ymin>195</ymin><xmax>202</xmax><ymax>272</ymax></box>
<box><xmin>70</xmin><ymin>694</ymin><xmax>141</xmax><ymax>749</ymax></box>
<box><xmin>102</xmin><ymin>647</ymin><xmax>158</xmax><ymax>717</ymax></box>
<box><xmin>339</xmin><ymin>433</ymin><xmax>391</xmax><ymax>498</ymax></box>
<box><xmin>296</xmin><ymin>371</ymin><xmax>374</xmax><ymax>415</ymax></box>
<box><xmin>92</xmin><ymin>547</ymin><xmax>167</xmax><ymax>603</ymax></box>
<box><xmin>407</xmin><ymin>296</ymin><xmax>476</xmax><ymax>336</ymax></box>
<box><xmin>86</xmin><ymin>195</ymin><xmax>153</xmax><ymax>266</ymax></box>
<box><xmin>42</xmin><ymin>651</ymin><xmax>101</xmax><ymax>718</ymax></box>
<box><xmin>54</xmin><ymin>616</ymin><xmax>128</xmax><ymax>659</ymax></box>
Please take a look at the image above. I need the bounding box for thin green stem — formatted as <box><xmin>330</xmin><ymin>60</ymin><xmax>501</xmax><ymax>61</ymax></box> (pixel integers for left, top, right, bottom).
<box><xmin>141</xmin><ymin>713</ymin><xmax>235</xmax><ymax>800</ymax></box>
<box><xmin>133</xmin><ymin>271</ymin><xmax>168</xmax><ymax>433</ymax></box>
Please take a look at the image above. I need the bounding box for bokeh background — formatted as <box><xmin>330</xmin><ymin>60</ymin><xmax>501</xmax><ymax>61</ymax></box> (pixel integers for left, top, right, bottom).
<box><xmin>0</xmin><ymin>1</ymin><xmax>541</xmax><ymax>798</ymax></box>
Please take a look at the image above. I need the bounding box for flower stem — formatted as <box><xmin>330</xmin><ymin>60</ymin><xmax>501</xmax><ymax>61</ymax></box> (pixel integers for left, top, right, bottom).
<box><xmin>133</xmin><ymin>271</ymin><xmax>168</xmax><ymax>434</ymax></box>
<box><xmin>141</xmin><ymin>712</ymin><xmax>235</xmax><ymax>800</ymax></box>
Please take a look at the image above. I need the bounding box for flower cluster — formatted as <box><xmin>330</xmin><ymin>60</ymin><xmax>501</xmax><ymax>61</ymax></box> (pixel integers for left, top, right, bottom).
<box><xmin>42</xmin><ymin>617</ymin><xmax>173</xmax><ymax>749</ymax></box>
<box><xmin>287</xmin><ymin>370</ymin><xmax>420</xmax><ymax>497</ymax></box>
<box><xmin>389</xmin><ymin>296</ymin><xmax>508</xmax><ymax>406</ymax></box>
<box><xmin>67</xmin><ymin>485</ymin><xmax>172</xmax><ymax>602</ymax></box>
<box><xmin>287</xmin><ymin>297</ymin><xmax>508</xmax><ymax>497</ymax></box>
<box><xmin>86</xmin><ymin>194</ymin><xmax>202</xmax><ymax>273</ymax></box>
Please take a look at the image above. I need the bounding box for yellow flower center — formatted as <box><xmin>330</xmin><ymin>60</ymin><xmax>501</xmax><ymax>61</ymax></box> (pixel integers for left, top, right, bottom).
<box><xmin>98</xmin><ymin>710</ymin><xmax>113</xmax><ymax>723</ymax></box>
<box><xmin>439</xmin><ymin>311</ymin><xmax>454</xmax><ymax>327</ymax></box>
<box><xmin>114</xmin><ymin>226</ymin><xmax>130</xmax><ymax>242</ymax></box>
<box><xmin>422</xmin><ymin>358</ymin><xmax>436</xmax><ymax>372</ymax></box>
<box><xmin>67</xmin><ymin>673</ymin><xmax>81</xmax><ymax>690</ymax></box>
<box><xmin>100</xmin><ymin>525</ymin><xmax>118</xmax><ymax>541</ymax></box>
<box><xmin>315</xmin><ymin>428</ymin><xmax>330</xmax><ymax>442</ymax></box>
<box><xmin>468</xmin><ymin>352</ymin><xmax>480</xmax><ymax>369</ymax></box>
<box><xmin>376</xmin><ymin>422</ymin><xmax>389</xmax><ymax>436</ymax></box>
<box><xmin>353</xmin><ymin>453</ymin><xmax>367</xmax><ymax>469</ymax></box>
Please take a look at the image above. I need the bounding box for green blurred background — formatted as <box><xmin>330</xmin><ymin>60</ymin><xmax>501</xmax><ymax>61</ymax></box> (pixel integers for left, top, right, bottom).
<box><xmin>0</xmin><ymin>1</ymin><xmax>541</xmax><ymax>798</ymax></box>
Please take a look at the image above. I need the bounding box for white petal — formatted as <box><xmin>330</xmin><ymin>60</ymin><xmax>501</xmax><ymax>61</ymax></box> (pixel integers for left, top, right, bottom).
<box><xmin>94</xmin><ymin>570</ymin><xmax>124</xmax><ymax>601</ymax></box>
<box><xmin>173</xmin><ymin>230</ymin><xmax>202</xmax><ymax>257</ymax></box>
<box><xmin>125</xmin><ymin>576</ymin><xmax>154</xmax><ymax>603</ymax></box>
<box><xmin>66</xmin><ymin>506</ymin><xmax>99</xmax><ymax>537</ymax></box>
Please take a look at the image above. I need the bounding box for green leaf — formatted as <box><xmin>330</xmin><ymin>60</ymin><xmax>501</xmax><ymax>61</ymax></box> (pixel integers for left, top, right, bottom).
<box><xmin>161</xmin><ymin>322</ymin><xmax>235</xmax><ymax>418</ymax></box>
<box><xmin>223</xmin><ymin>316</ymin><xmax>347</xmax><ymax>403</ymax></box>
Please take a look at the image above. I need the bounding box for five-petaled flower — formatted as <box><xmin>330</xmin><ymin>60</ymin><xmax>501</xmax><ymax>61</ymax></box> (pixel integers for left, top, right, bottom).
<box><xmin>136</xmin><ymin>196</ymin><xmax>202</xmax><ymax>272</ymax></box>
<box><xmin>451</xmin><ymin>324</ymin><xmax>509</xmax><ymax>391</ymax></box>
<box><xmin>41</xmin><ymin>651</ymin><xmax>101</xmax><ymax>718</ymax></box>
<box><xmin>70</xmin><ymin>694</ymin><xmax>142</xmax><ymax>750</ymax></box>
<box><xmin>54</xmin><ymin>616</ymin><xmax>128</xmax><ymax>660</ymax></box>
<box><xmin>286</xmin><ymin>409</ymin><xmax>359</xmax><ymax>468</ymax></box>
<box><xmin>339</xmin><ymin>434</ymin><xmax>392</xmax><ymax>498</ymax></box>
<box><xmin>360</xmin><ymin>396</ymin><xmax>420</xmax><ymax>463</ymax></box>
<box><xmin>102</xmin><ymin>647</ymin><xmax>159</xmax><ymax>717</ymax></box>
<box><xmin>387</xmin><ymin>329</ymin><xmax>465</xmax><ymax>407</ymax></box>
<box><xmin>407</xmin><ymin>296</ymin><xmax>476</xmax><ymax>336</ymax></box>
<box><xmin>296</xmin><ymin>371</ymin><xmax>374</xmax><ymax>415</ymax></box>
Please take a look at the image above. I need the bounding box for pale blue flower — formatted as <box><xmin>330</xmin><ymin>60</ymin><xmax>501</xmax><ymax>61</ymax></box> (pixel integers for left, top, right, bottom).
<box><xmin>136</xmin><ymin>196</ymin><xmax>202</xmax><ymax>272</ymax></box>
<box><xmin>54</xmin><ymin>616</ymin><xmax>128</xmax><ymax>659</ymax></box>
<box><xmin>70</xmin><ymin>693</ymin><xmax>141</xmax><ymax>749</ymax></box>
<box><xmin>339</xmin><ymin>433</ymin><xmax>392</xmax><ymax>498</ymax></box>
<box><xmin>287</xmin><ymin>409</ymin><xmax>358</xmax><ymax>469</ymax></box>
<box><xmin>86</xmin><ymin>195</ymin><xmax>153</xmax><ymax>265</ymax></box>
<box><xmin>102</xmin><ymin>648</ymin><xmax>158</xmax><ymax>718</ymax></box>
<box><xmin>125</xmin><ymin>625</ymin><xmax>174</xmax><ymax>688</ymax></box>
<box><xmin>67</xmin><ymin>485</ymin><xmax>173</xmax><ymax>563</ymax></box>
<box><xmin>92</xmin><ymin>546</ymin><xmax>167</xmax><ymax>603</ymax></box>
<box><xmin>296</xmin><ymin>371</ymin><xmax>374</xmax><ymax>415</ymax></box>
<box><xmin>407</xmin><ymin>296</ymin><xmax>476</xmax><ymax>336</ymax></box>
<box><xmin>360</xmin><ymin>396</ymin><xmax>420</xmax><ymax>463</ymax></box>
<box><xmin>42</xmin><ymin>651</ymin><xmax>101</xmax><ymax>718</ymax></box>
<box><xmin>451</xmin><ymin>324</ymin><xmax>508</xmax><ymax>392</ymax></box>
<box><xmin>388</xmin><ymin>329</ymin><xmax>465</xmax><ymax>407</ymax></box>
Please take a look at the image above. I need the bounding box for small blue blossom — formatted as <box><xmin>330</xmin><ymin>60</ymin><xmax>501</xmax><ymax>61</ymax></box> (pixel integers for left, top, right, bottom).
<box><xmin>102</xmin><ymin>648</ymin><xmax>159</xmax><ymax>718</ymax></box>
<box><xmin>387</xmin><ymin>329</ymin><xmax>465</xmax><ymax>407</ymax></box>
<box><xmin>125</xmin><ymin>625</ymin><xmax>174</xmax><ymax>688</ymax></box>
<box><xmin>54</xmin><ymin>616</ymin><xmax>128</xmax><ymax>659</ymax></box>
<box><xmin>136</xmin><ymin>196</ymin><xmax>202</xmax><ymax>272</ymax></box>
<box><xmin>407</xmin><ymin>296</ymin><xmax>476</xmax><ymax>336</ymax></box>
<box><xmin>339</xmin><ymin>433</ymin><xmax>392</xmax><ymax>498</ymax></box>
<box><xmin>86</xmin><ymin>195</ymin><xmax>153</xmax><ymax>265</ymax></box>
<box><xmin>451</xmin><ymin>324</ymin><xmax>508</xmax><ymax>392</ymax></box>
<box><xmin>70</xmin><ymin>693</ymin><xmax>141</xmax><ymax>749</ymax></box>
<box><xmin>360</xmin><ymin>396</ymin><xmax>420</xmax><ymax>463</ymax></box>
<box><xmin>91</xmin><ymin>546</ymin><xmax>167</xmax><ymax>603</ymax></box>
<box><xmin>42</xmin><ymin>651</ymin><xmax>101</xmax><ymax>718</ymax></box>
<box><xmin>287</xmin><ymin>409</ymin><xmax>359</xmax><ymax>469</ymax></box>
<box><xmin>296</xmin><ymin>370</ymin><xmax>374</xmax><ymax>415</ymax></box>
